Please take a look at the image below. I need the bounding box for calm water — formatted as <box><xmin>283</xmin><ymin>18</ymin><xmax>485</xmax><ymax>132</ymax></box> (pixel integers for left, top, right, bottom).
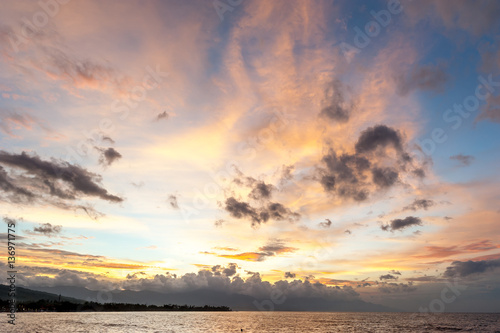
<box><xmin>4</xmin><ymin>312</ymin><xmax>500</xmax><ymax>332</ymax></box>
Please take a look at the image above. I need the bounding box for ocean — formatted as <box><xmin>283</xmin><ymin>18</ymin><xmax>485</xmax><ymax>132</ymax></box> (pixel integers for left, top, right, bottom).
<box><xmin>4</xmin><ymin>311</ymin><xmax>500</xmax><ymax>332</ymax></box>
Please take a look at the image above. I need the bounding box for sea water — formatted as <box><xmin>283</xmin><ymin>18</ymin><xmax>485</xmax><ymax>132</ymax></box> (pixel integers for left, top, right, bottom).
<box><xmin>3</xmin><ymin>311</ymin><xmax>500</xmax><ymax>332</ymax></box>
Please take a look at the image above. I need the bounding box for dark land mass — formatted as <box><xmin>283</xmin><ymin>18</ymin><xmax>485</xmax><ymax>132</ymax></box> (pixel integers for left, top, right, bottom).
<box><xmin>0</xmin><ymin>285</ymin><xmax>230</xmax><ymax>312</ymax></box>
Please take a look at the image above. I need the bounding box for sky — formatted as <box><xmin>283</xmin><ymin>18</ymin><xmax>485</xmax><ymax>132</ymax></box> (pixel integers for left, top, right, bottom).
<box><xmin>0</xmin><ymin>0</ymin><xmax>499</xmax><ymax>312</ymax></box>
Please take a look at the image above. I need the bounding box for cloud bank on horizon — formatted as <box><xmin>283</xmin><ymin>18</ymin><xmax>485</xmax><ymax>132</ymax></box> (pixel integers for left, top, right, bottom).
<box><xmin>0</xmin><ymin>0</ymin><xmax>499</xmax><ymax>312</ymax></box>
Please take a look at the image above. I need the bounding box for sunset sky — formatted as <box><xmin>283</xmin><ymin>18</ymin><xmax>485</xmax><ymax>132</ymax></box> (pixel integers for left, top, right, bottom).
<box><xmin>1</xmin><ymin>0</ymin><xmax>499</xmax><ymax>312</ymax></box>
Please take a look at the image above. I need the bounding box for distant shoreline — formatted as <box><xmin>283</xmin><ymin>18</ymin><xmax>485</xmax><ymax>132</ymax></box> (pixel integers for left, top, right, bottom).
<box><xmin>0</xmin><ymin>300</ymin><xmax>231</xmax><ymax>313</ymax></box>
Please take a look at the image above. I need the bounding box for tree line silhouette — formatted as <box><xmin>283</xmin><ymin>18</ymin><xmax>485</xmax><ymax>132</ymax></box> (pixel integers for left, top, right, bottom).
<box><xmin>0</xmin><ymin>299</ymin><xmax>231</xmax><ymax>312</ymax></box>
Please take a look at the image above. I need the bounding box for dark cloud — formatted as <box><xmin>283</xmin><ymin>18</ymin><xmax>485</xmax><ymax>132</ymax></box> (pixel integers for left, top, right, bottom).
<box><xmin>395</xmin><ymin>63</ymin><xmax>449</xmax><ymax>96</ymax></box>
<box><xmin>126</xmin><ymin>271</ymin><xmax>147</xmax><ymax>279</ymax></box>
<box><xmin>224</xmin><ymin>197</ymin><xmax>261</xmax><ymax>225</ymax></box>
<box><xmin>320</xmin><ymin>175</ymin><xmax>336</xmax><ymax>192</ymax></box>
<box><xmin>259</xmin><ymin>241</ymin><xmax>296</xmax><ymax>254</ymax></box>
<box><xmin>155</xmin><ymin>111</ymin><xmax>169</xmax><ymax>121</ymax></box>
<box><xmin>0</xmin><ymin>165</ymin><xmax>35</xmax><ymax>202</ymax></box>
<box><xmin>318</xmin><ymin>125</ymin><xmax>418</xmax><ymax>200</ymax></box>
<box><xmin>223</xmin><ymin>168</ymin><xmax>300</xmax><ymax>226</ymax></box>
<box><xmin>444</xmin><ymin>259</ymin><xmax>500</xmax><ymax>278</ymax></box>
<box><xmin>3</xmin><ymin>217</ymin><xmax>17</xmax><ymax>226</ymax></box>
<box><xmin>381</xmin><ymin>216</ymin><xmax>422</xmax><ymax>232</ymax></box>
<box><xmin>403</xmin><ymin>199</ymin><xmax>436</xmax><ymax>211</ymax></box>
<box><xmin>284</xmin><ymin>272</ymin><xmax>296</xmax><ymax>279</ymax></box>
<box><xmin>371</xmin><ymin>167</ymin><xmax>399</xmax><ymax>188</ymax></box>
<box><xmin>222</xmin><ymin>263</ymin><xmax>238</xmax><ymax>277</ymax></box>
<box><xmin>279</xmin><ymin>165</ymin><xmax>294</xmax><ymax>186</ymax></box>
<box><xmin>378</xmin><ymin>282</ymin><xmax>417</xmax><ymax>294</ymax></box>
<box><xmin>97</xmin><ymin>147</ymin><xmax>122</xmax><ymax>166</ymax></box>
<box><xmin>266</xmin><ymin>202</ymin><xmax>300</xmax><ymax>222</ymax></box>
<box><xmin>21</xmin><ymin>267</ymin><xmax>363</xmax><ymax>310</ymax></box>
<box><xmin>319</xmin><ymin>80</ymin><xmax>357</xmax><ymax>123</ymax></box>
<box><xmin>344</xmin><ymin>229</ymin><xmax>352</xmax><ymax>235</ymax></box>
<box><xmin>224</xmin><ymin>197</ymin><xmax>299</xmax><ymax>227</ymax></box>
<box><xmin>319</xmin><ymin>219</ymin><xmax>332</xmax><ymax>228</ymax></box>
<box><xmin>405</xmin><ymin>276</ymin><xmax>441</xmax><ymax>282</ymax></box>
<box><xmin>355</xmin><ymin>125</ymin><xmax>403</xmax><ymax>154</ymax></box>
<box><xmin>318</xmin><ymin>149</ymin><xmax>371</xmax><ymax>201</ymax></box>
<box><xmin>412</xmin><ymin>168</ymin><xmax>426</xmax><ymax>178</ymax></box>
<box><xmin>33</xmin><ymin>223</ymin><xmax>62</xmax><ymax>236</ymax></box>
<box><xmin>450</xmin><ymin>154</ymin><xmax>475</xmax><ymax>167</ymax></box>
<box><xmin>248</xmin><ymin>181</ymin><xmax>274</xmax><ymax>200</ymax></box>
<box><xmin>211</xmin><ymin>263</ymin><xmax>238</xmax><ymax>277</ymax></box>
<box><xmin>389</xmin><ymin>270</ymin><xmax>401</xmax><ymax>275</ymax></box>
<box><xmin>0</xmin><ymin>151</ymin><xmax>123</xmax><ymax>203</ymax></box>
<box><xmin>168</xmin><ymin>194</ymin><xmax>179</xmax><ymax>209</ymax></box>
<box><xmin>101</xmin><ymin>136</ymin><xmax>115</xmax><ymax>144</ymax></box>
<box><xmin>379</xmin><ymin>274</ymin><xmax>398</xmax><ymax>281</ymax></box>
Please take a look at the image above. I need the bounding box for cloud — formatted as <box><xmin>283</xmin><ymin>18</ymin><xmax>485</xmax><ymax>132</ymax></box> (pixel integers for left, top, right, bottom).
<box><xmin>354</xmin><ymin>125</ymin><xmax>403</xmax><ymax>154</ymax></box>
<box><xmin>0</xmin><ymin>151</ymin><xmax>123</xmax><ymax>213</ymax></box>
<box><xmin>22</xmin><ymin>266</ymin><xmax>361</xmax><ymax>306</ymax></box>
<box><xmin>0</xmin><ymin>151</ymin><xmax>123</xmax><ymax>203</ymax></box>
<box><xmin>318</xmin><ymin>149</ymin><xmax>370</xmax><ymax>201</ymax></box>
<box><xmin>403</xmin><ymin>199</ymin><xmax>436</xmax><ymax>211</ymax></box>
<box><xmin>0</xmin><ymin>165</ymin><xmax>35</xmax><ymax>202</ymax></box>
<box><xmin>319</xmin><ymin>79</ymin><xmax>357</xmax><ymax>123</ymax></box>
<box><xmin>444</xmin><ymin>259</ymin><xmax>500</xmax><ymax>278</ymax></box>
<box><xmin>168</xmin><ymin>194</ymin><xmax>179</xmax><ymax>209</ymax></box>
<box><xmin>279</xmin><ymin>165</ymin><xmax>294</xmax><ymax>186</ymax></box>
<box><xmin>318</xmin><ymin>124</ymin><xmax>419</xmax><ymax>201</ymax></box>
<box><xmin>344</xmin><ymin>229</ymin><xmax>352</xmax><ymax>235</ymax></box>
<box><xmin>217</xmin><ymin>241</ymin><xmax>297</xmax><ymax>262</ymax></box>
<box><xmin>412</xmin><ymin>168</ymin><xmax>426</xmax><ymax>178</ymax></box>
<box><xmin>388</xmin><ymin>270</ymin><xmax>401</xmax><ymax>275</ymax></box>
<box><xmin>395</xmin><ymin>63</ymin><xmax>448</xmax><ymax>96</ymax></box>
<box><xmin>155</xmin><ymin>111</ymin><xmax>169</xmax><ymax>121</ymax></box>
<box><xmin>211</xmin><ymin>263</ymin><xmax>239</xmax><ymax>277</ymax></box>
<box><xmin>131</xmin><ymin>181</ymin><xmax>144</xmax><ymax>188</ymax></box>
<box><xmin>318</xmin><ymin>219</ymin><xmax>332</xmax><ymax>228</ymax></box>
<box><xmin>405</xmin><ymin>0</ymin><xmax>500</xmax><ymax>36</ymax></box>
<box><xmin>371</xmin><ymin>167</ymin><xmax>399</xmax><ymax>188</ymax></box>
<box><xmin>284</xmin><ymin>272</ymin><xmax>296</xmax><ymax>279</ymax></box>
<box><xmin>378</xmin><ymin>282</ymin><xmax>417</xmax><ymax>294</ymax></box>
<box><xmin>101</xmin><ymin>136</ymin><xmax>115</xmax><ymax>144</ymax></box>
<box><xmin>414</xmin><ymin>240</ymin><xmax>500</xmax><ymax>259</ymax></box>
<box><xmin>32</xmin><ymin>223</ymin><xmax>62</xmax><ymax>236</ymax></box>
<box><xmin>450</xmin><ymin>154</ymin><xmax>475</xmax><ymax>167</ymax></box>
<box><xmin>224</xmin><ymin>197</ymin><xmax>299</xmax><ymax>227</ymax></box>
<box><xmin>0</xmin><ymin>111</ymin><xmax>36</xmax><ymax>138</ymax></box>
<box><xmin>220</xmin><ymin>167</ymin><xmax>300</xmax><ymax>226</ymax></box>
<box><xmin>213</xmin><ymin>247</ymin><xmax>239</xmax><ymax>252</ymax></box>
<box><xmin>248</xmin><ymin>181</ymin><xmax>275</xmax><ymax>200</ymax></box>
<box><xmin>126</xmin><ymin>272</ymin><xmax>147</xmax><ymax>279</ymax></box>
<box><xmin>381</xmin><ymin>216</ymin><xmax>423</xmax><ymax>232</ymax></box>
<box><xmin>97</xmin><ymin>147</ymin><xmax>122</xmax><ymax>166</ymax></box>
<box><xmin>224</xmin><ymin>197</ymin><xmax>261</xmax><ymax>225</ymax></box>
<box><xmin>39</xmin><ymin>45</ymin><xmax>131</xmax><ymax>95</ymax></box>
<box><xmin>379</xmin><ymin>274</ymin><xmax>398</xmax><ymax>281</ymax></box>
